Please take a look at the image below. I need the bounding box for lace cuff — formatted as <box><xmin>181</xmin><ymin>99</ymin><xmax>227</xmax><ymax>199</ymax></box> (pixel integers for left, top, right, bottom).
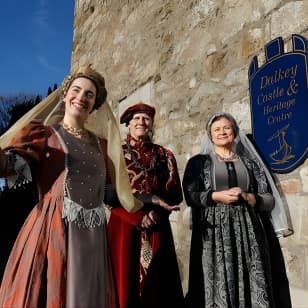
<box><xmin>6</xmin><ymin>152</ymin><xmax>32</xmax><ymax>189</ymax></box>
<box><xmin>62</xmin><ymin>196</ymin><xmax>106</xmax><ymax>228</ymax></box>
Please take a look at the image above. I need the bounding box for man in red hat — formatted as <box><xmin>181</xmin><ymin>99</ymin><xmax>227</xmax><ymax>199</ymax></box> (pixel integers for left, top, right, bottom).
<box><xmin>108</xmin><ymin>102</ymin><xmax>184</xmax><ymax>308</ymax></box>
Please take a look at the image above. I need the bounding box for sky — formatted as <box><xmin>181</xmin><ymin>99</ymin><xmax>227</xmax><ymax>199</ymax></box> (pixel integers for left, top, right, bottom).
<box><xmin>0</xmin><ymin>0</ymin><xmax>75</xmax><ymax>98</ymax></box>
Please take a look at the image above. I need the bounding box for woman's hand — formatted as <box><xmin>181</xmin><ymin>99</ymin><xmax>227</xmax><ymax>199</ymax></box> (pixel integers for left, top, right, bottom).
<box><xmin>212</xmin><ymin>187</ymin><xmax>256</xmax><ymax>207</ymax></box>
<box><xmin>241</xmin><ymin>192</ymin><xmax>256</xmax><ymax>207</ymax></box>
<box><xmin>212</xmin><ymin>187</ymin><xmax>242</xmax><ymax>204</ymax></box>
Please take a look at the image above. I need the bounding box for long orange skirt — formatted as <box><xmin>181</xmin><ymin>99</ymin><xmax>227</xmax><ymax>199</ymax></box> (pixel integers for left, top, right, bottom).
<box><xmin>0</xmin><ymin>192</ymin><xmax>67</xmax><ymax>308</ymax></box>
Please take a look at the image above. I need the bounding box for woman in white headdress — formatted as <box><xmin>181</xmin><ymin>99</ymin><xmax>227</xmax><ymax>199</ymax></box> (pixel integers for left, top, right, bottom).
<box><xmin>0</xmin><ymin>65</ymin><xmax>142</xmax><ymax>307</ymax></box>
<box><xmin>182</xmin><ymin>112</ymin><xmax>293</xmax><ymax>308</ymax></box>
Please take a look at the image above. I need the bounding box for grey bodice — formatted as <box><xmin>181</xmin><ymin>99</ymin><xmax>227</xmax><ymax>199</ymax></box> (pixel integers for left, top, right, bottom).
<box><xmin>56</xmin><ymin>126</ymin><xmax>107</xmax><ymax>228</ymax></box>
<box><xmin>211</xmin><ymin>153</ymin><xmax>250</xmax><ymax>191</ymax></box>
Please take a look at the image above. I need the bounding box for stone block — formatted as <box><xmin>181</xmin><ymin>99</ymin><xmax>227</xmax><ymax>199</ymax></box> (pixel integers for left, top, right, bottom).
<box><xmin>271</xmin><ymin>2</ymin><xmax>308</xmax><ymax>39</ymax></box>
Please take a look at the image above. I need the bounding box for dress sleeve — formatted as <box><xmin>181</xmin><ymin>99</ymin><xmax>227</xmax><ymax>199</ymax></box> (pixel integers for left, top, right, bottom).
<box><xmin>182</xmin><ymin>154</ymin><xmax>214</xmax><ymax>208</ymax></box>
<box><xmin>249</xmin><ymin>159</ymin><xmax>275</xmax><ymax>212</ymax></box>
<box><xmin>1</xmin><ymin>120</ymin><xmax>50</xmax><ymax>188</ymax></box>
<box><xmin>163</xmin><ymin>148</ymin><xmax>183</xmax><ymax>205</ymax></box>
<box><xmin>6</xmin><ymin>120</ymin><xmax>50</xmax><ymax>163</ymax></box>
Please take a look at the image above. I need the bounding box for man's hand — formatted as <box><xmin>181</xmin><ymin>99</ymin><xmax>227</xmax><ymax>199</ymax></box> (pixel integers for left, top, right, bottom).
<box><xmin>152</xmin><ymin>195</ymin><xmax>180</xmax><ymax>212</ymax></box>
<box><xmin>140</xmin><ymin>210</ymin><xmax>160</xmax><ymax>229</ymax></box>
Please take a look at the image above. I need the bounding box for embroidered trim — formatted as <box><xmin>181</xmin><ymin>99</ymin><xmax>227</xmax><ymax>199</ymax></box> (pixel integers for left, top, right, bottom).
<box><xmin>126</xmin><ymin>137</ymin><xmax>157</xmax><ymax>172</ymax></box>
<box><xmin>62</xmin><ymin>196</ymin><xmax>106</xmax><ymax>229</ymax></box>
<box><xmin>6</xmin><ymin>152</ymin><xmax>32</xmax><ymax>189</ymax></box>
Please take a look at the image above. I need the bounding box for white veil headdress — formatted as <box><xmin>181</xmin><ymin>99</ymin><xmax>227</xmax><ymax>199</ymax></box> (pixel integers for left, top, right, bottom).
<box><xmin>0</xmin><ymin>86</ymin><xmax>143</xmax><ymax>213</ymax></box>
<box><xmin>200</xmin><ymin>112</ymin><xmax>293</xmax><ymax>237</ymax></box>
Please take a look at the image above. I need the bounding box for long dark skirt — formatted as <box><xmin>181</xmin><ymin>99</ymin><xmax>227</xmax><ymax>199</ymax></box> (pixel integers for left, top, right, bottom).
<box><xmin>185</xmin><ymin>204</ymin><xmax>289</xmax><ymax>308</ymax></box>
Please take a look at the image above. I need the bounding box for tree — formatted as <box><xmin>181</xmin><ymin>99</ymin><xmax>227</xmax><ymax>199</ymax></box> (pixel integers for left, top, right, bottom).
<box><xmin>35</xmin><ymin>95</ymin><xmax>42</xmax><ymax>105</ymax></box>
<box><xmin>47</xmin><ymin>86</ymin><xmax>52</xmax><ymax>96</ymax></box>
<box><xmin>0</xmin><ymin>81</ymin><xmax>58</xmax><ymax>135</ymax></box>
<box><xmin>0</xmin><ymin>93</ymin><xmax>40</xmax><ymax>135</ymax></box>
<box><xmin>8</xmin><ymin>97</ymin><xmax>36</xmax><ymax>128</ymax></box>
<box><xmin>0</xmin><ymin>96</ymin><xmax>11</xmax><ymax>134</ymax></box>
<box><xmin>46</xmin><ymin>84</ymin><xmax>58</xmax><ymax>97</ymax></box>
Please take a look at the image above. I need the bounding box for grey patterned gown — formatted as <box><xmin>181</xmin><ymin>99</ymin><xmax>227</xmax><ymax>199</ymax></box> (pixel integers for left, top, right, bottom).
<box><xmin>183</xmin><ymin>153</ymin><xmax>275</xmax><ymax>308</ymax></box>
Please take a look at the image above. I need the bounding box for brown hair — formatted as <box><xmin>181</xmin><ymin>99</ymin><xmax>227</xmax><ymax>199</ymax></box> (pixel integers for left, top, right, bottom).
<box><xmin>61</xmin><ymin>65</ymin><xmax>107</xmax><ymax>110</ymax></box>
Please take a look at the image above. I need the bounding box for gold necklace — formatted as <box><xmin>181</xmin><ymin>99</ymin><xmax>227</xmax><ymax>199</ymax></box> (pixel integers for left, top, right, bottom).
<box><xmin>62</xmin><ymin>122</ymin><xmax>89</xmax><ymax>138</ymax></box>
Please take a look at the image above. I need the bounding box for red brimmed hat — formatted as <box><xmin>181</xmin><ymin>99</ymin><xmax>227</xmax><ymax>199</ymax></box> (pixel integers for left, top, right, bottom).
<box><xmin>120</xmin><ymin>103</ymin><xmax>156</xmax><ymax>125</ymax></box>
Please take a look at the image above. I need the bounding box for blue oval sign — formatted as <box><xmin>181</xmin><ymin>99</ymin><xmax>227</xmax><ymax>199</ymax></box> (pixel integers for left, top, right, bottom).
<box><xmin>249</xmin><ymin>34</ymin><xmax>308</xmax><ymax>173</ymax></box>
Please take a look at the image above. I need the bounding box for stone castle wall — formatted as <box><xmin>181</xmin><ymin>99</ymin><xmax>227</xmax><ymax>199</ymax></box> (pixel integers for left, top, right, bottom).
<box><xmin>72</xmin><ymin>1</ymin><xmax>308</xmax><ymax>306</ymax></box>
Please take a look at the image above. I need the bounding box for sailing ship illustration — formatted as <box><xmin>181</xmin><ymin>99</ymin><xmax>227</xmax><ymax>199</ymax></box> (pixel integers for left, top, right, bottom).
<box><xmin>267</xmin><ymin>124</ymin><xmax>295</xmax><ymax>164</ymax></box>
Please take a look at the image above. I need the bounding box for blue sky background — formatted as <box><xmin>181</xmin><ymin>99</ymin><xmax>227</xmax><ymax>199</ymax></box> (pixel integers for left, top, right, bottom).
<box><xmin>0</xmin><ymin>0</ymin><xmax>75</xmax><ymax>98</ymax></box>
